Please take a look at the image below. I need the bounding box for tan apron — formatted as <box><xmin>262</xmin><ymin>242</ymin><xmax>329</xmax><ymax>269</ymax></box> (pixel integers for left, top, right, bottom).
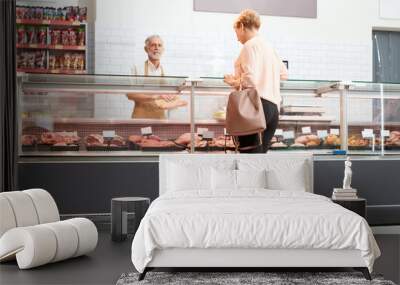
<box><xmin>132</xmin><ymin>61</ymin><xmax>166</xmax><ymax>119</ymax></box>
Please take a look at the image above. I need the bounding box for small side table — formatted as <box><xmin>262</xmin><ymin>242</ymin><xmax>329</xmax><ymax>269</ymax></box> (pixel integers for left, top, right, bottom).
<box><xmin>332</xmin><ymin>198</ymin><xmax>366</xmax><ymax>218</ymax></box>
<box><xmin>111</xmin><ymin>197</ymin><xmax>150</xmax><ymax>242</ymax></box>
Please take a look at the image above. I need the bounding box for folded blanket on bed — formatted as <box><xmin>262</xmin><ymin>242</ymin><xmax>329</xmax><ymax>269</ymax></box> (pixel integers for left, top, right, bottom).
<box><xmin>131</xmin><ymin>190</ymin><xmax>380</xmax><ymax>273</ymax></box>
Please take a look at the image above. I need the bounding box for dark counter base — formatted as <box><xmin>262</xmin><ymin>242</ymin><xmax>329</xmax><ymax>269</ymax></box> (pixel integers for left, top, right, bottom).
<box><xmin>18</xmin><ymin>161</ymin><xmax>159</xmax><ymax>214</ymax></box>
<box><xmin>17</xmin><ymin>158</ymin><xmax>400</xmax><ymax>225</ymax></box>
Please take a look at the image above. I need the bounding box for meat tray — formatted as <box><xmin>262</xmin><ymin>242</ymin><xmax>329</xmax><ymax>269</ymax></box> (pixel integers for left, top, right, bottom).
<box><xmin>86</xmin><ymin>145</ymin><xmax>128</xmax><ymax>151</ymax></box>
<box><xmin>86</xmin><ymin>145</ymin><xmax>108</xmax><ymax>151</ymax></box>
<box><xmin>270</xmin><ymin>146</ymin><xmax>289</xmax><ymax>150</ymax></box>
<box><xmin>37</xmin><ymin>143</ymin><xmax>52</xmax><ymax>151</ymax></box>
<box><xmin>384</xmin><ymin>145</ymin><xmax>400</xmax><ymax>150</ymax></box>
<box><xmin>108</xmin><ymin>145</ymin><xmax>129</xmax><ymax>151</ymax></box>
<box><xmin>50</xmin><ymin>144</ymin><xmax>80</xmax><ymax>151</ymax></box>
<box><xmin>321</xmin><ymin>144</ymin><xmax>341</xmax><ymax>149</ymax></box>
<box><xmin>348</xmin><ymin>146</ymin><xmax>371</xmax><ymax>150</ymax></box>
<box><xmin>21</xmin><ymin>145</ymin><xmax>36</xmax><ymax>152</ymax></box>
<box><xmin>194</xmin><ymin>146</ymin><xmax>236</xmax><ymax>152</ymax></box>
<box><xmin>128</xmin><ymin>141</ymin><xmax>141</xmax><ymax>150</ymax></box>
<box><xmin>140</xmin><ymin>145</ymin><xmax>186</xmax><ymax>152</ymax></box>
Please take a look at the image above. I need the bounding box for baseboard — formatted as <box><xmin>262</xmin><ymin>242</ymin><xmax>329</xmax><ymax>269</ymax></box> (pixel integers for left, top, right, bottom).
<box><xmin>61</xmin><ymin>213</ymin><xmax>111</xmax><ymax>231</ymax></box>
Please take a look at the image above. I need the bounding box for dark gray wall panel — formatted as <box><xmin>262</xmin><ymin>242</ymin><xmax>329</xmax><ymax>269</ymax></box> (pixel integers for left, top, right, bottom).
<box><xmin>18</xmin><ymin>162</ymin><xmax>158</xmax><ymax>214</ymax></box>
<box><xmin>314</xmin><ymin>159</ymin><xmax>400</xmax><ymax>225</ymax></box>
<box><xmin>18</xmin><ymin>159</ymin><xmax>400</xmax><ymax>225</ymax></box>
<box><xmin>194</xmin><ymin>0</ymin><xmax>317</xmax><ymax>18</ymax></box>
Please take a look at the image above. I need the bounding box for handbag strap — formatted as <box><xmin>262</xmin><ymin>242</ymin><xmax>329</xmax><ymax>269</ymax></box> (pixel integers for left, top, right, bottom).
<box><xmin>232</xmin><ymin>133</ymin><xmax>263</xmax><ymax>153</ymax></box>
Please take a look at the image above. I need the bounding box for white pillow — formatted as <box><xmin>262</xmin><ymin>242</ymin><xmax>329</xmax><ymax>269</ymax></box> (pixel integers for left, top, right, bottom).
<box><xmin>211</xmin><ymin>168</ymin><xmax>237</xmax><ymax>190</ymax></box>
<box><xmin>167</xmin><ymin>160</ymin><xmax>236</xmax><ymax>192</ymax></box>
<box><xmin>237</xmin><ymin>158</ymin><xmax>310</xmax><ymax>192</ymax></box>
<box><xmin>168</xmin><ymin>163</ymin><xmax>210</xmax><ymax>191</ymax></box>
<box><xmin>266</xmin><ymin>167</ymin><xmax>307</xmax><ymax>192</ymax></box>
<box><xmin>236</xmin><ymin>169</ymin><xmax>267</xmax><ymax>189</ymax></box>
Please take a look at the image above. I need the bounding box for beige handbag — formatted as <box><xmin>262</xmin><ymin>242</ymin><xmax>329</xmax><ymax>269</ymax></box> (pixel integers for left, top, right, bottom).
<box><xmin>226</xmin><ymin>88</ymin><xmax>266</xmax><ymax>137</ymax></box>
<box><xmin>226</xmin><ymin>88</ymin><xmax>266</xmax><ymax>152</ymax></box>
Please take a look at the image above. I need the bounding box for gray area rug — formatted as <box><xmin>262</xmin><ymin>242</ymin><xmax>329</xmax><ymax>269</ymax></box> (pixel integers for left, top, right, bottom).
<box><xmin>116</xmin><ymin>272</ymin><xmax>396</xmax><ymax>285</ymax></box>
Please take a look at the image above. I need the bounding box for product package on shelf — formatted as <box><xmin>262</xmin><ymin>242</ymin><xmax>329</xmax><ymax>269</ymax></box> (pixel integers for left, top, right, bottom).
<box><xmin>16</xmin><ymin>6</ymin><xmax>87</xmax><ymax>22</ymax></box>
<box><xmin>50</xmin><ymin>27</ymin><xmax>84</xmax><ymax>47</ymax></box>
<box><xmin>17</xmin><ymin>50</ymin><xmax>46</xmax><ymax>69</ymax></box>
<box><xmin>16</xmin><ymin>25</ymin><xmax>47</xmax><ymax>46</ymax></box>
<box><xmin>51</xmin><ymin>52</ymin><xmax>85</xmax><ymax>71</ymax></box>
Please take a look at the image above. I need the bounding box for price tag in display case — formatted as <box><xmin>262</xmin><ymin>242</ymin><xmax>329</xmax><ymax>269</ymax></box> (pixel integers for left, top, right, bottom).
<box><xmin>275</xmin><ymin>129</ymin><xmax>283</xmax><ymax>136</ymax></box>
<box><xmin>141</xmin><ymin>127</ymin><xmax>153</xmax><ymax>136</ymax></box>
<box><xmin>202</xmin><ymin>131</ymin><xmax>215</xmax><ymax>140</ymax></box>
<box><xmin>197</xmin><ymin>127</ymin><xmax>208</xmax><ymax>136</ymax></box>
<box><xmin>382</xmin><ymin>130</ymin><xmax>390</xmax><ymax>137</ymax></box>
<box><xmin>330</xmin><ymin>128</ymin><xmax>340</xmax><ymax>135</ymax></box>
<box><xmin>362</xmin><ymin>129</ymin><xmax>374</xmax><ymax>138</ymax></box>
<box><xmin>103</xmin><ymin>130</ymin><xmax>115</xmax><ymax>139</ymax></box>
<box><xmin>317</xmin><ymin>130</ymin><xmax>328</xmax><ymax>138</ymax></box>
<box><xmin>283</xmin><ymin>131</ymin><xmax>295</xmax><ymax>139</ymax></box>
<box><xmin>302</xmin><ymin>126</ymin><xmax>311</xmax><ymax>134</ymax></box>
<box><xmin>35</xmin><ymin>115</ymin><xmax>54</xmax><ymax>131</ymax></box>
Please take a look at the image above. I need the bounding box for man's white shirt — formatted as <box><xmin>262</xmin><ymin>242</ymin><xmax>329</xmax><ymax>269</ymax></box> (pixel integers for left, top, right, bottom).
<box><xmin>131</xmin><ymin>60</ymin><xmax>165</xmax><ymax>76</ymax></box>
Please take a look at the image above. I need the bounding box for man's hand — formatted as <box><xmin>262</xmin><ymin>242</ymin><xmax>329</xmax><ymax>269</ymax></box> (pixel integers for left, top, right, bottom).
<box><xmin>158</xmin><ymin>94</ymin><xmax>177</xmax><ymax>102</ymax></box>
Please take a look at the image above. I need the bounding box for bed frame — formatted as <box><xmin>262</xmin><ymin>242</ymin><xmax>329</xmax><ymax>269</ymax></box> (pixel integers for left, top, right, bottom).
<box><xmin>139</xmin><ymin>153</ymin><xmax>371</xmax><ymax>281</ymax></box>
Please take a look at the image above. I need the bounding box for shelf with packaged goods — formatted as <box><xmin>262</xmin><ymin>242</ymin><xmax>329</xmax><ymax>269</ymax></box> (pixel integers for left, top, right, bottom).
<box><xmin>17</xmin><ymin>44</ymin><xmax>86</xmax><ymax>51</ymax></box>
<box><xmin>18</xmin><ymin>68</ymin><xmax>87</xmax><ymax>75</ymax></box>
<box><xmin>16</xmin><ymin>19</ymin><xmax>88</xmax><ymax>75</ymax></box>
<box><xmin>16</xmin><ymin>19</ymin><xmax>86</xmax><ymax>26</ymax></box>
<box><xmin>16</xmin><ymin>44</ymin><xmax>47</xmax><ymax>49</ymax></box>
<box><xmin>17</xmin><ymin>68</ymin><xmax>48</xmax><ymax>74</ymax></box>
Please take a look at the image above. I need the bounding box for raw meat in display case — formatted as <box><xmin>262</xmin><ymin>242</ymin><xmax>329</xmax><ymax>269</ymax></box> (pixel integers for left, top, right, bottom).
<box><xmin>85</xmin><ymin>134</ymin><xmax>128</xmax><ymax>151</ymax></box>
<box><xmin>294</xmin><ymin>134</ymin><xmax>321</xmax><ymax>148</ymax></box>
<box><xmin>21</xmin><ymin>134</ymin><xmax>37</xmax><ymax>146</ymax></box>
<box><xmin>128</xmin><ymin>135</ymin><xmax>183</xmax><ymax>151</ymax></box>
<box><xmin>37</xmin><ymin>132</ymin><xmax>81</xmax><ymax>151</ymax></box>
<box><xmin>85</xmin><ymin>134</ymin><xmax>105</xmax><ymax>147</ymax></box>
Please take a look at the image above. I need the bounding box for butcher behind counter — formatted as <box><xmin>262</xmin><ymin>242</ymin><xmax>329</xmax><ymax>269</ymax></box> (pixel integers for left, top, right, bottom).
<box><xmin>126</xmin><ymin>35</ymin><xmax>187</xmax><ymax>119</ymax></box>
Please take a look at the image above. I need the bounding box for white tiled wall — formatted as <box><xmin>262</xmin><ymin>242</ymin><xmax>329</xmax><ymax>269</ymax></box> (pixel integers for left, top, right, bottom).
<box><xmin>93</xmin><ymin>24</ymin><xmax>373</xmax><ymax>120</ymax></box>
<box><xmin>94</xmin><ymin>26</ymin><xmax>372</xmax><ymax>80</ymax></box>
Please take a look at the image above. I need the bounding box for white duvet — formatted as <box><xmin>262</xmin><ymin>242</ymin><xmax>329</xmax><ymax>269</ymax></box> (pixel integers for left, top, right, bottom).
<box><xmin>131</xmin><ymin>190</ymin><xmax>380</xmax><ymax>273</ymax></box>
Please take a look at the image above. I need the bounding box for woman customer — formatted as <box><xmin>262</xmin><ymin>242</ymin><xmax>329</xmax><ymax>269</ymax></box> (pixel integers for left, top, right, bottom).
<box><xmin>224</xmin><ymin>9</ymin><xmax>288</xmax><ymax>153</ymax></box>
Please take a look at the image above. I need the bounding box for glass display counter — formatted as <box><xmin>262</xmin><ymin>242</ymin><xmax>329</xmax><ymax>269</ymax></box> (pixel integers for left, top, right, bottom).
<box><xmin>17</xmin><ymin>73</ymin><xmax>400</xmax><ymax>156</ymax></box>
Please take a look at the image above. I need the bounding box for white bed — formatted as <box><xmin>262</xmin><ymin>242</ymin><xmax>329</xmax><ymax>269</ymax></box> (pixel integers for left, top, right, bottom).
<box><xmin>131</xmin><ymin>153</ymin><xmax>380</xmax><ymax>280</ymax></box>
